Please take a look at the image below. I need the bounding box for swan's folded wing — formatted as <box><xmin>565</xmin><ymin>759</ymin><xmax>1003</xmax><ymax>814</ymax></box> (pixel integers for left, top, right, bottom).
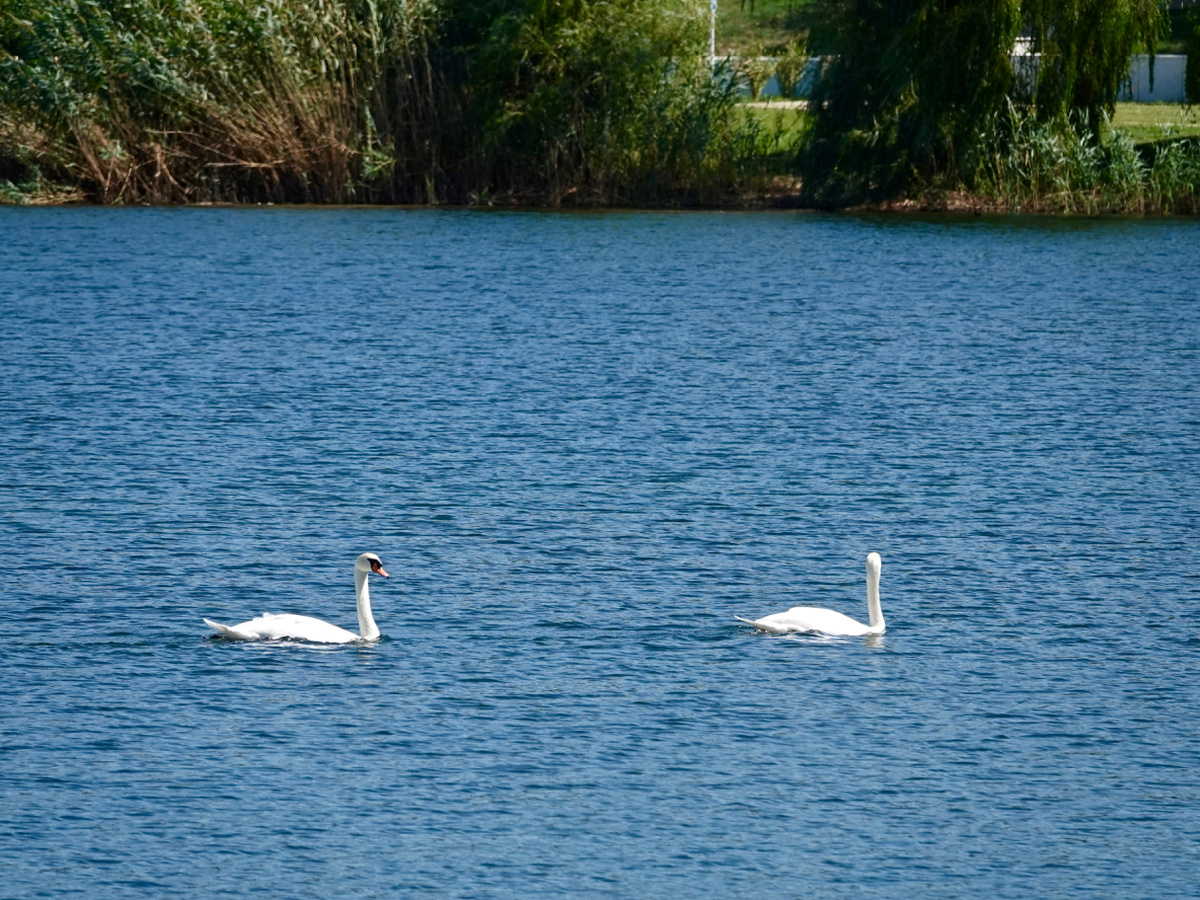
<box><xmin>736</xmin><ymin>608</ymin><xmax>870</xmax><ymax>636</ymax></box>
<box><xmin>203</xmin><ymin>613</ymin><xmax>360</xmax><ymax>643</ymax></box>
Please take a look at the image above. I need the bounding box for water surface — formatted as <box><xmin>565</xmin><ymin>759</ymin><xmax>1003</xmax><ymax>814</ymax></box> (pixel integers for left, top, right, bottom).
<box><xmin>2</xmin><ymin>208</ymin><xmax>1198</xmax><ymax>898</ymax></box>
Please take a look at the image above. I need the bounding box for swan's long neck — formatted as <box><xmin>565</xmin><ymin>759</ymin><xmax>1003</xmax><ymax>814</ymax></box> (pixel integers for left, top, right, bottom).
<box><xmin>865</xmin><ymin>553</ymin><xmax>885</xmax><ymax>633</ymax></box>
<box><xmin>355</xmin><ymin>569</ymin><xmax>380</xmax><ymax>641</ymax></box>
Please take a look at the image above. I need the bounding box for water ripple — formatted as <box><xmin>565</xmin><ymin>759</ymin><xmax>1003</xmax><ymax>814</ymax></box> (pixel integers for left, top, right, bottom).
<box><xmin>1</xmin><ymin>208</ymin><xmax>1198</xmax><ymax>899</ymax></box>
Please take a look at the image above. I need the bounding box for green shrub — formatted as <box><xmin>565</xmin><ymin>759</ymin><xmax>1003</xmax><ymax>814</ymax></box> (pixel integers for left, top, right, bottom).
<box><xmin>772</xmin><ymin>39</ymin><xmax>808</xmax><ymax>100</ymax></box>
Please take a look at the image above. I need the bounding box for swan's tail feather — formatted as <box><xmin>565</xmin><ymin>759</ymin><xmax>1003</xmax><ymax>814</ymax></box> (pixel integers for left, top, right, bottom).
<box><xmin>204</xmin><ymin>618</ymin><xmax>253</xmax><ymax>641</ymax></box>
<box><xmin>735</xmin><ymin>615</ymin><xmax>790</xmax><ymax>634</ymax></box>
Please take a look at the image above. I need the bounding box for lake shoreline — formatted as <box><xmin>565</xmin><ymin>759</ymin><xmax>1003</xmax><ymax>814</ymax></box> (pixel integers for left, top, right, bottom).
<box><xmin>5</xmin><ymin>190</ymin><xmax>1197</xmax><ymax>216</ymax></box>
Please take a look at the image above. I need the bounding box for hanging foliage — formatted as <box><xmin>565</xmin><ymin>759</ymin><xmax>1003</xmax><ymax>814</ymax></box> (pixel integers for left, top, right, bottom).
<box><xmin>800</xmin><ymin>0</ymin><xmax>1020</xmax><ymax>206</ymax></box>
<box><xmin>1021</xmin><ymin>0</ymin><xmax>1162</xmax><ymax>133</ymax></box>
<box><xmin>1183</xmin><ymin>4</ymin><xmax>1200</xmax><ymax>105</ymax></box>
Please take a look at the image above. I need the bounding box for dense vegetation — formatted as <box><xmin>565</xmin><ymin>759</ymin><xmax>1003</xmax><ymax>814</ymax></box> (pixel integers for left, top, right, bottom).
<box><xmin>1022</xmin><ymin>0</ymin><xmax>1161</xmax><ymax>130</ymax></box>
<box><xmin>0</xmin><ymin>0</ymin><xmax>788</xmax><ymax>205</ymax></box>
<box><xmin>795</xmin><ymin>0</ymin><xmax>1197</xmax><ymax>209</ymax></box>
<box><xmin>1</xmin><ymin>0</ymin><xmax>1198</xmax><ymax>212</ymax></box>
<box><xmin>798</xmin><ymin>0</ymin><xmax>1021</xmax><ymax>207</ymax></box>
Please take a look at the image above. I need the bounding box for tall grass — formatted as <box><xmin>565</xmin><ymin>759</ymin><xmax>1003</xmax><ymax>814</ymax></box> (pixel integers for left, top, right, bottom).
<box><xmin>0</xmin><ymin>0</ymin><xmax>780</xmax><ymax>205</ymax></box>
<box><xmin>971</xmin><ymin>101</ymin><xmax>1200</xmax><ymax>214</ymax></box>
<box><xmin>0</xmin><ymin>0</ymin><xmax>445</xmax><ymax>203</ymax></box>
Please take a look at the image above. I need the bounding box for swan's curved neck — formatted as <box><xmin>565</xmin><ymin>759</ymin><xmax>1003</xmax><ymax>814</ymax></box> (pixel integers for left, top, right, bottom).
<box><xmin>355</xmin><ymin>569</ymin><xmax>380</xmax><ymax>641</ymax></box>
<box><xmin>866</xmin><ymin>560</ymin><xmax>884</xmax><ymax>633</ymax></box>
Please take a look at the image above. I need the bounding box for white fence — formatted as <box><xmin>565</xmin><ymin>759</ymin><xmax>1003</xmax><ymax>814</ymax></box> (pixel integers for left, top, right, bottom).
<box><xmin>1013</xmin><ymin>53</ymin><xmax>1187</xmax><ymax>103</ymax></box>
<box><xmin>750</xmin><ymin>54</ymin><xmax>1189</xmax><ymax>103</ymax></box>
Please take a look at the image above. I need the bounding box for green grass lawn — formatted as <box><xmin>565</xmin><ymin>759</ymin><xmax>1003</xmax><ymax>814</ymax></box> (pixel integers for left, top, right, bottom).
<box><xmin>743</xmin><ymin>101</ymin><xmax>1199</xmax><ymax>134</ymax></box>
<box><xmin>741</xmin><ymin>101</ymin><xmax>807</xmax><ymax>141</ymax></box>
<box><xmin>1110</xmin><ymin>103</ymin><xmax>1200</xmax><ymax>143</ymax></box>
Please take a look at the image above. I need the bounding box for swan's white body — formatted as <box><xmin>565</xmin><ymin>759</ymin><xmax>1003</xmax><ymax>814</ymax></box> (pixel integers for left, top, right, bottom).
<box><xmin>736</xmin><ymin>552</ymin><xmax>885</xmax><ymax>637</ymax></box>
<box><xmin>204</xmin><ymin>552</ymin><xmax>388</xmax><ymax>644</ymax></box>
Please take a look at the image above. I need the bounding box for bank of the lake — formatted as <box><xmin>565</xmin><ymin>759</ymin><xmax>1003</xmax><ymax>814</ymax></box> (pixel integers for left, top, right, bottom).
<box><xmin>6</xmin><ymin>101</ymin><xmax>1200</xmax><ymax>215</ymax></box>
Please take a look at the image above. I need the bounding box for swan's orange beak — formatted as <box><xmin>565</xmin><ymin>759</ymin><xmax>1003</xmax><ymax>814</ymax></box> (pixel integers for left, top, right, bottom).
<box><xmin>371</xmin><ymin>560</ymin><xmax>389</xmax><ymax>578</ymax></box>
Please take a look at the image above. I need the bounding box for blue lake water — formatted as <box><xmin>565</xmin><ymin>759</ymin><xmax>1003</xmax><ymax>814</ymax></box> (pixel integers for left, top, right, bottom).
<box><xmin>1</xmin><ymin>207</ymin><xmax>1199</xmax><ymax>899</ymax></box>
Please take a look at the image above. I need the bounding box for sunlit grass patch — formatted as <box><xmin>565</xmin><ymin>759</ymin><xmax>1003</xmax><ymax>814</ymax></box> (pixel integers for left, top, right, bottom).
<box><xmin>1109</xmin><ymin>103</ymin><xmax>1200</xmax><ymax>143</ymax></box>
<box><xmin>741</xmin><ymin>100</ymin><xmax>808</xmax><ymax>136</ymax></box>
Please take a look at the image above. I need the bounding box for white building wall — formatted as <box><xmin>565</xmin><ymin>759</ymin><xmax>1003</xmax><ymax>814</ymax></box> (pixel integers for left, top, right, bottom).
<box><xmin>751</xmin><ymin>54</ymin><xmax>1191</xmax><ymax>103</ymax></box>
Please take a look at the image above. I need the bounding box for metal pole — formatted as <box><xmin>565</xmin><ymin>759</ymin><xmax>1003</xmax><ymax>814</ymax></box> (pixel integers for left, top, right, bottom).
<box><xmin>710</xmin><ymin>0</ymin><xmax>716</xmax><ymax>64</ymax></box>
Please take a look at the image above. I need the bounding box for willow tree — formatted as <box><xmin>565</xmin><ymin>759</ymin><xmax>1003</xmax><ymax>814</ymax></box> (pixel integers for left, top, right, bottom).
<box><xmin>1188</xmin><ymin>5</ymin><xmax>1200</xmax><ymax>104</ymax></box>
<box><xmin>1022</xmin><ymin>0</ymin><xmax>1162</xmax><ymax>134</ymax></box>
<box><xmin>800</xmin><ymin>0</ymin><xmax>1021</xmax><ymax>206</ymax></box>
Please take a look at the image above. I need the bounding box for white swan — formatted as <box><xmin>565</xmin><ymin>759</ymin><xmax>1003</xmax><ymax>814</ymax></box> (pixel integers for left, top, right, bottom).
<box><xmin>204</xmin><ymin>552</ymin><xmax>389</xmax><ymax>643</ymax></box>
<box><xmin>735</xmin><ymin>552</ymin><xmax>885</xmax><ymax>636</ymax></box>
